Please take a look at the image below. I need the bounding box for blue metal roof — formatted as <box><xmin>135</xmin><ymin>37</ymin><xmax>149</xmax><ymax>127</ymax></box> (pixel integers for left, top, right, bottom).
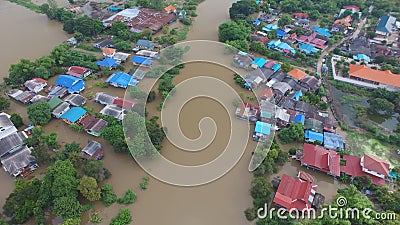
<box><xmin>262</xmin><ymin>24</ymin><xmax>278</xmax><ymax>32</ymax></box>
<box><xmin>299</xmin><ymin>43</ymin><xmax>320</xmax><ymax>54</ymax></box>
<box><xmin>376</xmin><ymin>15</ymin><xmax>396</xmax><ymax>34</ymax></box>
<box><xmin>255</xmin><ymin>121</ymin><xmax>271</xmax><ymax>135</ymax></box>
<box><xmin>295</xmin><ymin>114</ymin><xmax>305</xmax><ymax>125</ymax></box>
<box><xmin>96</xmin><ymin>58</ymin><xmax>119</xmax><ymax>67</ymax></box>
<box><xmin>54</xmin><ymin>75</ymin><xmax>85</xmax><ymax>93</ymax></box>
<box><xmin>252</xmin><ymin>58</ymin><xmax>267</xmax><ymax>68</ymax></box>
<box><xmin>353</xmin><ymin>54</ymin><xmax>371</xmax><ymax>63</ymax></box>
<box><xmin>272</xmin><ymin>63</ymin><xmax>281</xmax><ymax>72</ymax></box>
<box><xmin>276</xmin><ymin>29</ymin><xmax>286</xmax><ymax>37</ymax></box>
<box><xmin>292</xmin><ymin>90</ymin><xmax>303</xmax><ymax>101</ymax></box>
<box><xmin>60</xmin><ymin>107</ymin><xmax>87</xmax><ymax>123</ymax></box>
<box><xmin>253</xmin><ymin>19</ymin><xmax>261</xmax><ymax>25</ymax></box>
<box><xmin>313</xmin><ymin>25</ymin><xmax>332</xmax><ymax>38</ymax></box>
<box><xmin>131</xmin><ymin>56</ymin><xmax>153</xmax><ymax>66</ymax></box>
<box><xmin>305</xmin><ymin>130</ymin><xmax>324</xmax><ymax>142</ymax></box>
<box><xmin>106</xmin><ymin>72</ymin><xmax>136</xmax><ymax>88</ymax></box>
<box><xmin>135</xmin><ymin>40</ymin><xmax>154</xmax><ymax>50</ymax></box>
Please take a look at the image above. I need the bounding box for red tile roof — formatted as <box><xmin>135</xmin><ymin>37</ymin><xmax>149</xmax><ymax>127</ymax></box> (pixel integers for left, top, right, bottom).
<box><xmin>341</xmin><ymin>154</ymin><xmax>363</xmax><ymax>177</ymax></box>
<box><xmin>67</xmin><ymin>66</ymin><xmax>91</xmax><ymax>78</ymax></box>
<box><xmin>259</xmin><ymin>88</ymin><xmax>274</xmax><ymax>100</ymax></box>
<box><xmin>297</xmin><ymin>33</ymin><xmax>326</xmax><ymax>49</ymax></box>
<box><xmin>343</xmin><ymin>5</ymin><xmax>360</xmax><ymax>12</ymax></box>
<box><xmin>363</xmin><ymin>154</ymin><xmax>390</xmax><ymax>177</ymax></box>
<box><xmin>298</xmin><ymin>171</ymin><xmax>315</xmax><ymax>183</ymax></box>
<box><xmin>164</xmin><ymin>5</ymin><xmax>176</xmax><ymax>13</ymax></box>
<box><xmin>113</xmin><ymin>97</ymin><xmax>134</xmax><ymax>109</ymax></box>
<box><xmin>293</xmin><ymin>13</ymin><xmax>309</xmax><ymax>19</ymax></box>
<box><xmin>287</xmin><ymin>68</ymin><xmax>308</xmax><ymax>80</ymax></box>
<box><xmin>264</xmin><ymin>60</ymin><xmax>276</xmax><ymax>69</ymax></box>
<box><xmin>334</xmin><ymin>15</ymin><xmax>352</xmax><ymax>27</ymax></box>
<box><xmin>301</xmin><ymin>144</ymin><xmax>341</xmax><ymax>176</ymax></box>
<box><xmin>32</xmin><ymin>78</ymin><xmax>47</xmax><ymax>83</ymax></box>
<box><xmin>273</xmin><ymin>174</ymin><xmax>317</xmax><ymax>211</ymax></box>
<box><xmin>349</xmin><ymin>64</ymin><xmax>400</xmax><ymax>87</ymax></box>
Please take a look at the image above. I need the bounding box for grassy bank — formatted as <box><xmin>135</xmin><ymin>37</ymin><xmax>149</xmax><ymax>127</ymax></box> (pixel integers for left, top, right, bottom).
<box><xmin>7</xmin><ymin>0</ymin><xmax>43</xmax><ymax>13</ymax></box>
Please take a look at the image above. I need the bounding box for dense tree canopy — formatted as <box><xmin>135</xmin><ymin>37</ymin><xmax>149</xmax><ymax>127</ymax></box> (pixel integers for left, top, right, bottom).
<box><xmin>229</xmin><ymin>0</ymin><xmax>260</xmax><ymax>20</ymax></box>
<box><xmin>27</xmin><ymin>102</ymin><xmax>51</xmax><ymax>126</ymax></box>
<box><xmin>78</xmin><ymin>176</ymin><xmax>101</xmax><ymax>201</ymax></box>
<box><xmin>110</xmin><ymin>208</ymin><xmax>132</xmax><ymax>225</ymax></box>
<box><xmin>219</xmin><ymin>21</ymin><xmax>251</xmax><ymax>42</ymax></box>
<box><xmin>278</xmin><ymin>122</ymin><xmax>305</xmax><ymax>144</ymax></box>
<box><xmin>0</xmin><ymin>95</ymin><xmax>10</xmax><ymax>111</ymax></box>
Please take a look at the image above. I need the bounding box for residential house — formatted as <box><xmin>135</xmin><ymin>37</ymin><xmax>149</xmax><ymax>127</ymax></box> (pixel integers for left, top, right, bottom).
<box><xmin>250</xmin><ymin>33</ymin><xmax>268</xmax><ymax>45</ymax></box>
<box><xmin>60</xmin><ymin>107</ymin><xmax>87</xmax><ymax>124</ymax></box>
<box><xmin>258</xmin><ymin>13</ymin><xmax>275</xmax><ymax>23</ymax></box>
<box><xmin>94</xmin><ymin>92</ymin><xmax>117</xmax><ymax>105</ymax></box>
<box><xmin>99</xmin><ymin>104</ymin><xmax>125</xmax><ymax>120</ymax></box>
<box><xmin>375</xmin><ymin>15</ymin><xmax>397</xmax><ymax>36</ymax></box>
<box><xmin>286</xmin><ymin>33</ymin><xmax>298</xmax><ymax>44</ymax></box>
<box><xmin>334</xmin><ymin>15</ymin><xmax>352</xmax><ymax>27</ymax></box>
<box><xmin>132</xmin><ymin>56</ymin><xmax>153</xmax><ymax>67</ymax></box>
<box><xmin>47</xmin><ymin>86</ymin><xmax>68</xmax><ymax>99</ymax></box>
<box><xmin>129</xmin><ymin>69</ymin><xmax>146</xmax><ymax>80</ymax></box>
<box><xmin>268</xmin><ymin>40</ymin><xmax>296</xmax><ymax>54</ymax></box>
<box><xmin>253</xmin><ymin>121</ymin><xmax>272</xmax><ymax>142</ymax></box>
<box><xmin>164</xmin><ymin>5</ymin><xmax>177</xmax><ymax>14</ymax></box>
<box><xmin>113</xmin><ymin>97</ymin><xmax>134</xmax><ymax>109</ymax></box>
<box><xmin>103</xmin><ymin>47</ymin><xmax>116</xmax><ymax>58</ymax></box>
<box><xmin>273</xmin><ymin>174</ymin><xmax>317</xmax><ymax>211</ymax></box>
<box><xmin>276</xmin><ymin>29</ymin><xmax>287</xmax><ymax>39</ymax></box>
<box><xmin>312</xmin><ymin>25</ymin><xmax>332</xmax><ymax>38</ymax></box>
<box><xmin>294</xmin><ymin>18</ymin><xmax>310</xmax><ymax>27</ymax></box>
<box><xmin>251</xmin><ymin>58</ymin><xmax>267</xmax><ymax>69</ymax></box>
<box><xmin>361</xmin><ymin>154</ymin><xmax>390</xmax><ymax>179</ymax></box>
<box><xmin>0</xmin><ymin>132</ymin><xmax>28</xmax><ymax>158</ymax></box>
<box><xmin>253</xmin><ymin>19</ymin><xmax>261</xmax><ymax>26</ymax></box>
<box><xmin>352</xmin><ymin>54</ymin><xmax>371</xmax><ymax>63</ymax></box>
<box><xmin>233</xmin><ymin>52</ymin><xmax>254</xmax><ymax>69</ymax></box>
<box><xmin>235</xmin><ymin>103</ymin><xmax>260</xmax><ymax>122</ymax></box>
<box><xmin>300</xmin><ymin>143</ymin><xmax>341</xmax><ymax>177</ymax></box>
<box><xmin>81</xmin><ymin>140</ymin><xmax>103</xmax><ymax>160</ymax></box>
<box><xmin>78</xmin><ymin>115</ymin><xmax>108</xmax><ymax>137</ymax></box>
<box><xmin>275</xmin><ymin>107</ymin><xmax>291</xmax><ymax>126</ymax></box>
<box><xmin>245</xmin><ymin>69</ymin><xmax>266</xmax><ymax>89</ymax></box>
<box><xmin>66</xmin><ymin>66</ymin><xmax>92</xmax><ymax>79</ymax></box>
<box><xmin>341</xmin><ymin>154</ymin><xmax>386</xmax><ymax>186</ymax></box>
<box><xmin>297</xmin><ymin>32</ymin><xmax>327</xmax><ymax>49</ymax></box>
<box><xmin>299</xmin><ymin>43</ymin><xmax>320</xmax><ymax>55</ymax></box>
<box><xmin>300</xmin><ymin>76</ymin><xmax>320</xmax><ymax>92</ymax></box>
<box><xmin>135</xmin><ymin>50</ymin><xmax>159</xmax><ymax>59</ymax></box>
<box><xmin>293</xmin><ymin>13</ymin><xmax>309</xmax><ymax>19</ymax></box>
<box><xmin>29</xmin><ymin>95</ymin><xmax>49</xmax><ymax>104</ymax></box>
<box><xmin>304</xmin><ymin>118</ymin><xmax>323</xmax><ymax>133</ymax></box>
<box><xmin>259</xmin><ymin>88</ymin><xmax>274</xmax><ymax>101</ymax></box>
<box><xmin>264</xmin><ymin>60</ymin><xmax>276</xmax><ymax>70</ymax></box>
<box><xmin>24</xmin><ymin>78</ymin><xmax>47</xmax><ymax>93</ymax></box>
<box><xmin>259</xmin><ymin>100</ymin><xmax>275</xmax><ymax>123</ymax></box>
<box><xmin>64</xmin><ymin>94</ymin><xmax>87</xmax><ymax>107</ymax></box>
<box><xmin>287</xmin><ymin>68</ymin><xmax>308</xmax><ymax>81</ymax></box>
<box><xmin>7</xmin><ymin>90</ymin><xmax>35</xmax><ymax>105</ymax></box>
<box><xmin>262</xmin><ymin>24</ymin><xmax>278</xmax><ymax>32</ymax></box>
<box><xmin>106</xmin><ymin>72</ymin><xmax>138</xmax><ymax>88</ymax></box>
<box><xmin>290</xmin><ymin>90</ymin><xmax>303</xmax><ymax>101</ymax></box>
<box><xmin>48</xmin><ymin>97</ymin><xmax>63</xmax><ymax>111</ymax></box>
<box><xmin>0</xmin><ymin>113</ymin><xmax>18</xmax><ymax>141</ymax></box>
<box><xmin>134</xmin><ymin>39</ymin><xmax>154</xmax><ymax>51</ymax></box>
<box><xmin>260</xmin><ymin>67</ymin><xmax>275</xmax><ymax>80</ymax></box>
<box><xmin>272</xmin><ymin>82</ymin><xmax>292</xmax><ymax>95</ymax></box>
<box><xmin>54</xmin><ymin>75</ymin><xmax>85</xmax><ymax>94</ymax></box>
<box><xmin>331</xmin><ymin>24</ymin><xmax>344</xmax><ymax>33</ymax></box>
<box><xmin>305</xmin><ymin>130</ymin><xmax>324</xmax><ymax>143</ymax></box>
<box><xmin>295</xmin><ymin>114</ymin><xmax>305</xmax><ymax>125</ymax></box>
<box><xmin>51</xmin><ymin>102</ymin><xmax>70</xmax><ymax>118</ymax></box>
<box><xmin>93</xmin><ymin>38</ymin><xmax>115</xmax><ymax>49</ymax></box>
<box><xmin>347</xmin><ymin>64</ymin><xmax>400</xmax><ymax>90</ymax></box>
<box><xmin>67</xmin><ymin>37</ymin><xmax>78</xmax><ymax>45</ymax></box>
<box><xmin>1</xmin><ymin>146</ymin><xmax>36</xmax><ymax>177</ymax></box>
<box><xmin>323</xmin><ymin>132</ymin><xmax>344</xmax><ymax>150</ymax></box>
<box><xmin>96</xmin><ymin>58</ymin><xmax>119</xmax><ymax>70</ymax></box>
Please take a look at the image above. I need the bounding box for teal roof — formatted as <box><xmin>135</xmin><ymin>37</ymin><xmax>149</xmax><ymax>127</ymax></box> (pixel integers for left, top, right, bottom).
<box><xmin>376</xmin><ymin>15</ymin><xmax>396</xmax><ymax>34</ymax></box>
<box><xmin>299</xmin><ymin>43</ymin><xmax>320</xmax><ymax>54</ymax></box>
<box><xmin>252</xmin><ymin>58</ymin><xmax>267</xmax><ymax>67</ymax></box>
<box><xmin>353</xmin><ymin>54</ymin><xmax>371</xmax><ymax>63</ymax></box>
<box><xmin>60</xmin><ymin>107</ymin><xmax>87</xmax><ymax>123</ymax></box>
<box><xmin>268</xmin><ymin>40</ymin><xmax>296</xmax><ymax>54</ymax></box>
<box><xmin>262</xmin><ymin>24</ymin><xmax>278</xmax><ymax>32</ymax></box>
<box><xmin>305</xmin><ymin>130</ymin><xmax>324</xmax><ymax>142</ymax></box>
<box><xmin>313</xmin><ymin>25</ymin><xmax>332</xmax><ymax>38</ymax></box>
<box><xmin>255</xmin><ymin>121</ymin><xmax>271</xmax><ymax>135</ymax></box>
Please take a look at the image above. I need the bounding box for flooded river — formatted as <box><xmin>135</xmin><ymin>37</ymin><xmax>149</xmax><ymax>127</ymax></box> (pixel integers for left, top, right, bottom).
<box><xmin>0</xmin><ymin>0</ymin><xmax>259</xmax><ymax>224</ymax></box>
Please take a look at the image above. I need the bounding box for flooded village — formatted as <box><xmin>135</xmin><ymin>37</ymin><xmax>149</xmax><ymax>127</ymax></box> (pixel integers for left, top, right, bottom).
<box><xmin>0</xmin><ymin>0</ymin><xmax>400</xmax><ymax>225</ymax></box>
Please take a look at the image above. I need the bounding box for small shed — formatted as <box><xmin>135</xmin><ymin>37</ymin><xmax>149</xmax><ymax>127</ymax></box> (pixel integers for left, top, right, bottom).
<box><xmin>81</xmin><ymin>140</ymin><xmax>103</xmax><ymax>160</ymax></box>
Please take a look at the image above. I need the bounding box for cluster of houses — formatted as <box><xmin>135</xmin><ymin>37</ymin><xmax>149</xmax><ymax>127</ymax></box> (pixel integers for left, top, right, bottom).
<box><xmin>0</xmin><ymin>113</ymin><xmax>37</xmax><ymax>177</ymax></box>
<box><xmin>94</xmin><ymin>92</ymin><xmax>134</xmax><ymax>121</ymax></box>
<box><xmin>250</xmin><ymin>5</ymin><xmax>365</xmax><ymax>57</ymax></box>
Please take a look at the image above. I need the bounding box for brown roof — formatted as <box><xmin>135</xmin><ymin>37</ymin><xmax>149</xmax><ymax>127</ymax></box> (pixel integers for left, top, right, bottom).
<box><xmin>287</xmin><ymin>68</ymin><xmax>308</xmax><ymax>80</ymax></box>
<box><xmin>349</xmin><ymin>64</ymin><xmax>400</xmax><ymax>87</ymax></box>
<box><xmin>103</xmin><ymin>48</ymin><xmax>116</xmax><ymax>55</ymax></box>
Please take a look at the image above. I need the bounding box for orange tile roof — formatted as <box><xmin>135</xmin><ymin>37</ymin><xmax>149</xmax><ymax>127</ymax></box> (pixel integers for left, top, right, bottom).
<box><xmin>103</xmin><ymin>47</ymin><xmax>116</xmax><ymax>55</ymax></box>
<box><xmin>334</xmin><ymin>15</ymin><xmax>352</xmax><ymax>27</ymax></box>
<box><xmin>164</xmin><ymin>5</ymin><xmax>176</xmax><ymax>12</ymax></box>
<box><xmin>287</xmin><ymin>68</ymin><xmax>308</xmax><ymax>80</ymax></box>
<box><xmin>349</xmin><ymin>64</ymin><xmax>400</xmax><ymax>87</ymax></box>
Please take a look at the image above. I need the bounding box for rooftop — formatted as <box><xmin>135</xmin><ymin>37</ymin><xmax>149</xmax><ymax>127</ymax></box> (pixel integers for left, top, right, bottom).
<box><xmin>287</xmin><ymin>68</ymin><xmax>308</xmax><ymax>80</ymax></box>
<box><xmin>301</xmin><ymin>143</ymin><xmax>341</xmax><ymax>176</ymax></box>
<box><xmin>349</xmin><ymin>64</ymin><xmax>400</xmax><ymax>87</ymax></box>
<box><xmin>60</xmin><ymin>107</ymin><xmax>87</xmax><ymax>123</ymax></box>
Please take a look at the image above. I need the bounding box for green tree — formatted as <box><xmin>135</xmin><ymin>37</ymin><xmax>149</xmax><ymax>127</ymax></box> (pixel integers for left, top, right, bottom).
<box><xmin>251</xmin><ymin>177</ymin><xmax>273</xmax><ymax>208</ymax></box>
<box><xmin>3</xmin><ymin>179</ymin><xmax>41</xmax><ymax>224</ymax></box>
<box><xmin>53</xmin><ymin>196</ymin><xmax>82</xmax><ymax>219</ymax></box>
<box><xmin>101</xmin><ymin>124</ymin><xmax>128</xmax><ymax>153</ymax></box>
<box><xmin>280</xmin><ymin>62</ymin><xmax>293</xmax><ymax>73</ymax></box>
<box><xmin>218</xmin><ymin>21</ymin><xmax>251</xmax><ymax>42</ymax></box>
<box><xmin>278</xmin><ymin>14</ymin><xmax>292</xmax><ymax>27</ymax></box>
<box><xmin>10</xmin><ymin>113</ymin><xmax>23</xmax><ymax>128</ymax></box>
<box><xmin>78</xmin><ymin>176</ymin><xmax>101</xmax><ymax>201</ymax></box>
<box><xmin>27</xmin><ymin>102</ymin><xmax>51</xmax><ymax>126</ymax></box>
<box><xmin>278</xmin><ymin>122</ymin><xmax>305</xmax><ymax>144</ymax></box>
<box><xmin>115</xmin><ymin>40</ymin><xmax>132</xmax><ymax>52</ymax></box>
<box><xmin>24</xmin><ymin>127</ymin><xmax>43</xmax><ymax>147</ymax></box>
<box><xmin>147</xmin><ymin>91</ymin><xmax>156</xmax><ymax>102</ymax></box>
<box><xmin>229</xmin><ymin>0</ymin><xmax>260</xmax><ymax>20</ymax></box>
<box><xmin>117</xmin><ymin>189</ymin><xmax>137</xmax><ymax>204</ymax></box>
<box><xmin>225</xmin><ymin>39</ymin><xmax>249</xmax><ymax>52</ymax></box>
<box><xmin>110</xmin><ymin>21</ymin><xmax>128</xmax><ymax>35</ymax></box>
<box><xmin>83</xmin><ymin>160</ymin><xmax>106</xmax><ymax>183</ymax></box>
<box><xmin>100</xmin><ymin>183</ymin><xmax>117</xmax><ymax>207</ymax></box>
<box><xmin>110</xmin><ymin>208</ymin><xmax>132</xmax><ymax>225</ymax></box>
<box><xmin>129</xmin><ymin>86</ymin><xmax>147</xmax><ymax>99</ymax></box>
<box><xmin>42</xmin><ymin>133</ymin><xmax>60</xmax><ymax>150</ymax></box>
<box><xmin>0</xmin><ymin>95</ymin><xmax>10</xmax><ymax>111</ymax></box>
<box><xmin>60</xmin><ymin>218</ymin><xmax>81</xmax><ymax>225</ymax></box>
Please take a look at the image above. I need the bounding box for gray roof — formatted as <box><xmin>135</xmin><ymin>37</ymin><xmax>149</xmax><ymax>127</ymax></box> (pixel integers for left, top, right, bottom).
<box><xmin>100</xmin><ymin>104</ymin><xmax>124</xmax><ymax>120</ymax></box>
<box><xmin>130</xmin><ymin>69</ymin><xmax>146</xmax><ymax>80</ymax></box>
<box><xmin>81</xmin><ymin>140</ymin><xmax>102</xmax><ymax>156</ymax></box>
<box><xmin>324</xmin><ymin>132</ymin><xmax>345</xmax><ymax>150</ymax></box>
<box><xmin>0</xmin><ymin>132</ymin><xmax>27</xmax><ymax>158</ymax></box>
<box><xmin>0</xmin><ymin>113</ymin><xmax>14</xmax><ymax>129</ymax></box>
<box><xmin>270</xmin><ymin>71</ymin><xmax>287</xmax><ymax>82</ymax></box>
<box><xmin>113</xmin><ymin>52</ymin><xmax>131</xmax><ymax>61</ymax></box>
<box><xmin>260</xmin><ymin>68</ymin><xmax>275</xmax><ymax>80</ymax></box>
<box><xmin>64</xmin><ymin>94</ymin><xmax>87</xmax><ymax>107</ymax></box>
<box><xmin>1</xmin><ymin>146</ymin><xmax>34</xmax><ymax>175</ymax></box>
<box><xmin>272</xmin><ymin>82</ymin><xmax>292</xmax><ymax>95</ymax></box>
<box><xmin>300</xmin><ymin>76</ymin><xmax>320</xmax><ymax>91</ymax></box>
<box><xmin>52</xmin><ymin>102</ymin><xmax>71</xmax><ymax>117</ymax></box>
<box><xmin>95</xmin><ymin>92</ymin><xmax>117</xmax><ymax>105</ymax></box>
<box><xmin>30</xmin><ymin>95</ymin><xmax>50</xmax><ymax>104</ymax></box>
